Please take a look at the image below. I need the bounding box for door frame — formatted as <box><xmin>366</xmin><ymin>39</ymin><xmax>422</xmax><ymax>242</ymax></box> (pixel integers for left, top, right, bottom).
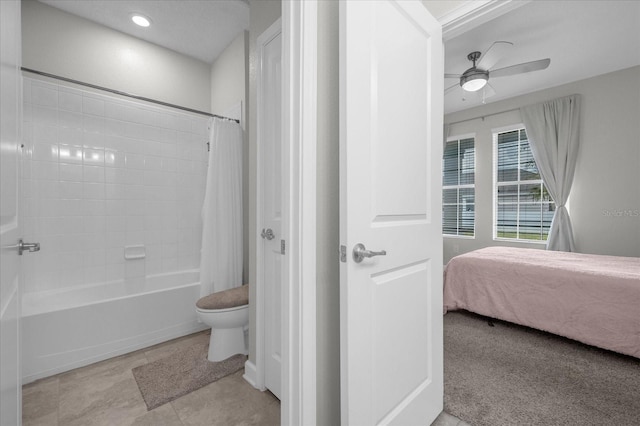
<box><xmin>281</xmin><ymin>1</ymin><xmax>317</xmax><ymax>424</ymax></box>
<box><xmin>281</xmin><ymin>0</ymin><xmax>523</xmax><ymax>424</ymax></box>
<box><xmin>253</xmin><ymin>17</ymin><xmax>282</xmax><ymax>394</ymax></box>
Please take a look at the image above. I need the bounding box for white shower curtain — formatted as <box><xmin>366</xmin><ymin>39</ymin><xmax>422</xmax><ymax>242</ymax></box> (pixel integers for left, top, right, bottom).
<box><xmin>199</xmin><ymin>117</ymin><xmax>243</xmax><ymax>297</ymax></box>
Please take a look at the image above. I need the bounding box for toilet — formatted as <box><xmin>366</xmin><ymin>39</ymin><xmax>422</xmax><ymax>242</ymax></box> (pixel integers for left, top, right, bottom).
<box><xmin>196</xmin><ymin>284</ymin><xmax>249</xmax><ymax>362</ymax></box>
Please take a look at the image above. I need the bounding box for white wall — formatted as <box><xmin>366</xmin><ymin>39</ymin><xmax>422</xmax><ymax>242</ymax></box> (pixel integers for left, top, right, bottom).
<box><xmin>22</xmin><ymin>0</ymin><xmax>212</xmax><ymax>113</ymax></box>
<box><xmin>22</xmin><ymin>77</ymin><xmax>209</xmax><ymax>293</ymax></box>
<box><xmin>0</xmin><ymin>1</ymin><xmax>22</xmax><ymax>424</ymax></box>
<box><xmin>444</xmin><ymin>66</ymin><xmax>640</xmax><ymax>263</ymax></box>
<box><xmin>210</xmin><ymin>31</ymin><xmax>250</xmax><ymax>283</ymax></box>
<box><xmin>316</xmin><ymin>2</ymin><xmax>341</xmax><ymax>424</ymax></box>
<box><xmin>210</xmin><ymin>32</ymin><xmax>248</xmax><ymax>117</ymax></box>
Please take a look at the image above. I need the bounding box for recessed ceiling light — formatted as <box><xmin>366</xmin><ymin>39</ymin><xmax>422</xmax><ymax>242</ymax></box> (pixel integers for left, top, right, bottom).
<box><xmin>131</xmin><ymin>14</ymin><xmax>151</xmax><ymax>27</ymax></box>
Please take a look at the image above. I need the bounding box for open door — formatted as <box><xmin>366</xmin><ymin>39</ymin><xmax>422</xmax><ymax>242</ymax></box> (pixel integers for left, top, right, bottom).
<box><xmin>339</xmin><ymin>1</ymin><xmax>444</xmax><ymax>424</ymax></box>
<box><xmin>0</xmin><ymin>0</ymin><xmax>23</xmax><ymax>423</ymax></box>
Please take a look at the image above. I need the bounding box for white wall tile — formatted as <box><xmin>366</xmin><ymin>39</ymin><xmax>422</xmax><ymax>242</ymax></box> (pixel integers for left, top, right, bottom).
<box><xmin>105</xmin><ymin>264</ymin><xmax>125</xmax><ymax>281</ymax></box>
<box><xmin>59</xmin><ymin>163</ymin><xmax>83</xmax><ymax>182</ymax></box>
<box><xmin>59</xmin><ymin>181</ymin><xmax>84</xmax><ymax>199</ymax></box>
<box><xmin>145</xmin><ymin>244</ymin><xmax>162</xmax><ymax>260</ymax></box>
<box><xmin>125</xmin><ymin>230</ymin><xmax>145</xmax><ymax>246</ymax></box>
<box><xmin>84</xmin><ymin>266</ymin><xmax>106</xmax><ymax>285</ymax></box>
<box><xmin>83</xmin><ymin>96</ymin><xmax>105</xmax><ymax>116</ymax></box>
<box><xmin>83</xmin><ymin>148</ymin><xmax>105</xmax><ymax>166</ymax></box>
<box><xmin>83</xmin><ymin>165</ymin><xmax>104</xmax><ymax>183</ymax></box>
<box><xmin>125</xmin><ymin>259</ymin><xmax>145</xmax><ymax>278</ymax></box>
<box><xmin>32</xmin><ymin>83</ymin><xmax>58</xmax><ymax>108</ymax></box>
<box><xmin>105</xmin><ymin>149</ymin><xmax>125</xmax><ymax>168</ymax></box>
<box><xmin>32</xmin><ymin>161</ymin><xmax>58</xmax><ymax>181</ymax></box>
<box><xmin>106</xmin><ymin>215</ymin><xmax>126</xmax><ymax>232</ymax></box>
<box><xmin>125</xmin><ymin>153</ymin><xmax>145</xmax><ymax>169</ymax></box>
<box><xmin>59</xmin><ymin>90</ymin><xmax>82</xmax><ymax>113</ymax></box>
<box><xmin>33</xmin><ymin>124</ymin><xmax>58</xmax><ymax>145</ymax></box>
<box><xmin>83</xmin><ymin>249</ymin><xmax>106</xmax><ymax>267</ymax></box>
<box><xmin>23</xmin><ymin>78</ymin><xmax>32</xmax><ymax>104</ymax></box>
<box><xmin>146</xmin><ymin>260</ymin><xmax>162</xmax><ymax>276</ymax></box>
<box><xmin>83</xmin><ymin>216</ymin><xmax>106</xmax><ymax>234</ymax></box>
<box><xmin>162</xmin><ymin>258</ymin><xmax>178</xmax><ymax>273</ymax></box>
<box><xmin>32</xmin><ymin>143</ymin><xmax>58</xmax><ymax>162</ymax></box>
<box><xmin>105</xmin><ymin>247</ymin><xmax>125</xmax><ymax>265</ymax></box>
<box><xmin>82</xmin><ymin>199</ymin><xmax>105</xmax><ymax>216</ymax></box>
<box><xmin>58</xmin><ymin>110</ymin><xmax>83</xmax><ymax>130</ymax></box>
<box><xmin>58</xmin><ymin>128</ymin><xmax>84</xmax><ymax>146</ymax></box>
<box><xmin>58</xmin><ymin>145</ymin><xmax>84</xmax><ymax>164</ymax></box>
<box><xmin>23</xmin><ymin>77</ymin><xmax>209</xmax><ymax>293</ymax></box>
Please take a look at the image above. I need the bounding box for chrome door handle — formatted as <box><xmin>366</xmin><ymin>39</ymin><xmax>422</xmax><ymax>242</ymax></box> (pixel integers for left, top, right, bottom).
<box><xmin>261</xmin><ymin>228</ymin><xmax>275</xmax><ymax>240</ymax></box>
<box><xmin>7</xmin><ymin>239</ymin><xmax>41</xmax><ymax>255</ymax></box>
<box><xmin>352</xmin><ymin>243</ymin><xmax>386</xmax><ymax>263</ymax></box>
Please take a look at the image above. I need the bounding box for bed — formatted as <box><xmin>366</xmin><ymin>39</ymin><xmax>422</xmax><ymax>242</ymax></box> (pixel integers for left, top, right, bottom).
<box><xmin>443</xmin><ymin>246</ymin><xmax>640</xmax><ymax>358</ymax></box>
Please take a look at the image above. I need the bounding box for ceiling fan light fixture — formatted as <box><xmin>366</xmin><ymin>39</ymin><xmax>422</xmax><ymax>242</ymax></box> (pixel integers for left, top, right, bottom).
<box><xmin>131</xmin><ymin>13</ymin><xmax>151</xmax><ymax>27</ymax></box>
<box><xmin>461</xmin><ymin>73</ymin><xmax>488</xmax><ymax>92</ymax></box>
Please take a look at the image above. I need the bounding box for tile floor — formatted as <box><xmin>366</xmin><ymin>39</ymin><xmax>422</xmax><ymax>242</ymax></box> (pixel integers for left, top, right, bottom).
<box><xmin>22</xmin><ymin>331</ymin><xmax>280</xmax><ymax>426</ymax></box>
<box><xmin>23</xmin><ymin>330</ymin><xmax>466</xmax><ymax>426</ymax></box>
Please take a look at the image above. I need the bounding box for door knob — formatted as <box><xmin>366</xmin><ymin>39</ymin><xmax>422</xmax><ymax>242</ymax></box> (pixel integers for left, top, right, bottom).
<box><xmin>352</xmin><ymin>243</ymin><xmax>386</xmax><ymax>263</ymax></box>
<box><xmin>7</xmin><ymin>239</ymin><xmax>41</xmax><ymax>255</ymax></box>
<box><xmin>261</xmin><ymin>228</ymin><xmax>275</xmax><ymax>240</ymax></box>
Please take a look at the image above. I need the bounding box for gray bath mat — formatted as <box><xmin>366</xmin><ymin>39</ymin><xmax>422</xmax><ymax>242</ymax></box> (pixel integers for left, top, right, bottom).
<box><xmin>132</xmin><ymin>342</ymin><xmax>246</xmax><ymax>410</ymax></box>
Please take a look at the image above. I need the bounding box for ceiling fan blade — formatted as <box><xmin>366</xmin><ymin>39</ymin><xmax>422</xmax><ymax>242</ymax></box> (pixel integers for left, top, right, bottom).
<box><xmin>445</xmin><ymin>73</ymin><xmax>461</xmax><ymax>79</ymax></box>
<box><xmin>445</xmin><ymin>82</ymin><xmax>459</xmax><ymax>95</ymax></box>
<box><xmin>477</xmin><ymin>41</ymin><xmax>513</xmax><ymax>70</ymax></box>
<box><xmin>476</xmin><ymin>83</ymin><xmax>496</xmax><ymax>103</ymax></box>
<box><xmin>491</xmin><ymin>58</ymin><xmax>551</xmax><ymax>78</ymax></box>
<box><xmin>483</xmin><ymin>83</ymin><xmax>497</xmax><ymax>98</ymax></box>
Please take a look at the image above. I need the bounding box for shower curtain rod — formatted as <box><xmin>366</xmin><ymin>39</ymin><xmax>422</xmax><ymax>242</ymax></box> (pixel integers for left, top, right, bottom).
<box><xmin>446</xmin><ymin>107</ymin><xmax>520</xmax><ymax>127</ymax></box>
<box><xmin>21</xmin><ymin>67</ymin><xmax>240</xmax><ymax>123</ymax></box>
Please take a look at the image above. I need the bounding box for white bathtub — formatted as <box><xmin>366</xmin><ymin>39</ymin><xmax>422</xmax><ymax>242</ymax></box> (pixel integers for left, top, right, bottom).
<box><xmin>22</xmin><ymin>270</ymin><xmax>207</xmax><ymax>384</ymax></box>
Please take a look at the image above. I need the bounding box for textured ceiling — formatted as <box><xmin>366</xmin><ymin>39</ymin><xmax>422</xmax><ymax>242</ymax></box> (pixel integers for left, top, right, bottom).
<box><xmin>444</xmin><ymin>0</ymin><xmax>640</xmax><ymax>113</ymax></box>
<box><xmin>38</xmin><ymin>0</ymin><xmax>249</xmax><ymax>64</ymax></box>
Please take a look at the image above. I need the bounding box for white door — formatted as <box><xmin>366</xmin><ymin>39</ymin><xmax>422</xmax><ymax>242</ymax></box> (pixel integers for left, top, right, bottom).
<box><xmin>0</xmin><ymin>0</ymin><xmax>23</xmax><ymax>424</ymax></box>
<box><xmin>258</xmin><ymin>22</ymin><xmax>283</xmax><ymax>400</ymax></box>
<box><xmin>339</xmin><ymin>1</ymin><xmax>444</xmax><ymax>425</ymax></box>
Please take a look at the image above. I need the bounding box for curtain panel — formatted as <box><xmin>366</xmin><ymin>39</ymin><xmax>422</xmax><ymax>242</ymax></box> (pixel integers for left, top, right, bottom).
<box><xmin>520</xmin><ymin>94</ymin><xmax>581</xmax><ymax>252</ymax></box>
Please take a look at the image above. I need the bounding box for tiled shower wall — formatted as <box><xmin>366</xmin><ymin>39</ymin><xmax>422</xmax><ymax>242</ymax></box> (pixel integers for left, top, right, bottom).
<box><xmin>22</xmin><ymin>77</ymin><xmax>209</xmax><ymax>294</ymax></box>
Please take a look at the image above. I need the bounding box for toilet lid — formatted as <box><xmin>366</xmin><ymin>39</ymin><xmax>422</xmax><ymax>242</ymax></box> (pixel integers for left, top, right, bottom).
<box><xmin>196</xmin><ymin>284</ymin><xmax>248</xmax><ymax>310</ymax></box>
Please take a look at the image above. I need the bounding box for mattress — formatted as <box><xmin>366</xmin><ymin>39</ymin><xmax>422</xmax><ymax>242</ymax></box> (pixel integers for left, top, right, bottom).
<box><xmin>443</xmin><ymin>246</ymin><xmax>640</xmax><ymax>358</ymax></box>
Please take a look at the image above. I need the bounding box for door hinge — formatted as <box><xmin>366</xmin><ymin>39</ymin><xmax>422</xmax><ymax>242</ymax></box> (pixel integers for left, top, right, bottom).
<box><xmin>280</xmin><ymin>239</ymin><xmax>286</xmax><ymax>255</ymax></box>
<box><xmin>339</xmin><ymin>245</ymin><xmax>347</xmax><ymax>263</ymax></box>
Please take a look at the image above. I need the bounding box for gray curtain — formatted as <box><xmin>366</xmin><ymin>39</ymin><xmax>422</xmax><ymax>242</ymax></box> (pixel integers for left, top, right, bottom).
<box><xmin>520</xmin><ymin>94</ymin><xmax>581</xmax><ymax>252</ymax></box>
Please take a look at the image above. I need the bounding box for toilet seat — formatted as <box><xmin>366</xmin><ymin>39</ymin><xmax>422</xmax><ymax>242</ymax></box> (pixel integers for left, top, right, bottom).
<box><xmin>196</xmin><ymin>284</ymin><xmax>248</xmax><ymax>310</ymax></box>
<box><xmin>196</xmin><ymin>284</ymin><xmax>249</xmax><ymax>362</ymax></box>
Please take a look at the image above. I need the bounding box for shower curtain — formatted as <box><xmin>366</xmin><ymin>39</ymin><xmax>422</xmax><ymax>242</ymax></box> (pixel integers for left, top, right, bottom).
<box><xmin>199</xmin><ymin>117</ymin><xmax>243</xmax><ymax>297</ymax></box>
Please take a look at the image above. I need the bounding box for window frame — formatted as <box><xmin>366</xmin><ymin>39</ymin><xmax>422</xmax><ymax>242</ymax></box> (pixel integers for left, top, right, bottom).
<box><xmin>443</xmin><ymin>133</ymin><xmax>476</xmax><ymax>239</ymax></box>
<box><xmin>492</xmin><ymin>125</ymin><xmax>554</xmax><ymax>243</ymax></box>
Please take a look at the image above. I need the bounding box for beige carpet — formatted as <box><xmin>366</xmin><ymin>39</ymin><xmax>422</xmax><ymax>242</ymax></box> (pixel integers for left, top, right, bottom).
<box><xmin>132</xmin><ymin>342</ymin><xmax>246</xmax><ymax>411</ymax></box>
<box><xmin>444</xmin><ymin>310</ymin><xmax>640</xmax><ymax>426</ymax></box>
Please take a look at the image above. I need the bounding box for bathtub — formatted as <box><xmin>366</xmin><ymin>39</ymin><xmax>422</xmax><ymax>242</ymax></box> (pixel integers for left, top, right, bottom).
<box><xmin>21</xmin><ymin>270</ymin><xmax>208</xmax><ymax>384</ymax></box>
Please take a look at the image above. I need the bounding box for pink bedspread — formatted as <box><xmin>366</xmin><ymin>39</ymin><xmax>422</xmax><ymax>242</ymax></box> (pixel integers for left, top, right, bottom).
<box><xmin>444</xmin><ymin>247</ymin><xmax>640</xmax><ymax>358</ymax></box>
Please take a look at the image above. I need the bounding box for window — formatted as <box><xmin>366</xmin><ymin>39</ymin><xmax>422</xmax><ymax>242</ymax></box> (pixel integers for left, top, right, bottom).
<box><xmin>443</xmin><ymin>137</ymin><xmax>475</xmax><ymax>237</ymax></box>
<box><xmin>494</xmin><ymin>128</ymin><xmax>554</xmax><ymax>241</ymax></box>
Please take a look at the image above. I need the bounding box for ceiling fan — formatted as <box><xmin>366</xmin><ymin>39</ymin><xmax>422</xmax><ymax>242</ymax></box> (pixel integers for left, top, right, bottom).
<box><xmin>445</xmin><ymin>41</ymin><xmax>550</xmax><ymax>101</ymax></box>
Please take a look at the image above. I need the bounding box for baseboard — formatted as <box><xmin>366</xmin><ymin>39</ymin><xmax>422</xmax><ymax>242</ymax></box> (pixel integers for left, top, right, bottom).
<box><xmin>243</xmin><ymin>360</ymin><xmax>260</xmax><ymax>389</ymax></box>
